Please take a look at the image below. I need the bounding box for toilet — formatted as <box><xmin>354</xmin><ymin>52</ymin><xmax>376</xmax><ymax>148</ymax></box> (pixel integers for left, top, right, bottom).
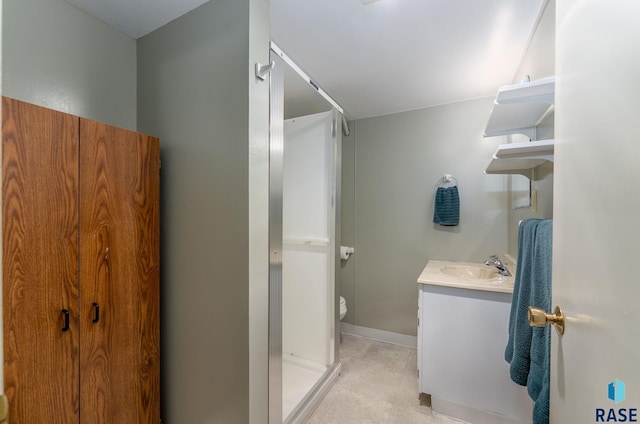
<box><xmin>339</xmin><ymin>296</ymin><xmax>347</xmax><ymax>320</ymax></box>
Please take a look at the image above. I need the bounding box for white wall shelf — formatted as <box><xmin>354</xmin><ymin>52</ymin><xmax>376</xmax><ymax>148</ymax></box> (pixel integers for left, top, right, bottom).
<box><xmin>485</xmin><ymin>139</ymin><xmax>554</xmax><ymax>179</ymax></box>
<box><xmin>483</xmin><ymin>76</ymin><xmax>555</xmax><ymax>179</ymax></box>
<box><xmin>484</xmin><ymin>76</ymin><xmax>555</xmax><ymax>139</ymax></box>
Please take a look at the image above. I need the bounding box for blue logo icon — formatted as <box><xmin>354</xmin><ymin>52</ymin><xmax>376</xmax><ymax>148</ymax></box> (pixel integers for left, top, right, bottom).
<box><xmin>596</xmin><ymin>379</ymin><xmax>636</xmax><ymax>422</ymax></box>
<box><xmin>609</xmin><ymin>379</ymin><xmax>626</xmax><ymax>404</ymax></box>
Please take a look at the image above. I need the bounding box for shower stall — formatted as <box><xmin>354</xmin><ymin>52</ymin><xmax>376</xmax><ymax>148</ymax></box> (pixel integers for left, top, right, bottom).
<box><xmin>268</xmin><ymin>44</ymin><xmax>343</xmax><ymax>423</ymax></box>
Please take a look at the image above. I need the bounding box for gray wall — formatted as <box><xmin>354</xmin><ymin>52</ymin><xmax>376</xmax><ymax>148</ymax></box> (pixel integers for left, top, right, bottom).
<box><xmin>247</xmin><ymin>1</ymin><xmax>271</xmax><ymax>422</ymax></box>
<box><xmin>341</xmin><ymin>97</ymin><xmax>509</xmax><ymax>336</ymax></box>
<box><xmin>340</xmin><ymin>128</ymin><xmax>356</xmax><ymax>323</ymax></box>
<box><xmin>2</xmin><ymin>0</ymin><xmax>137</xmax><ymax>130</ymax></box>
<box><xmin>3</xmin><ymin>0</ymin><xmax>271</xmax><ymax>421</ymax></box>
<box><xmin>137</xmin><ymin>0</ymin><xmax>270</xmax><ymax>422</ymax></box>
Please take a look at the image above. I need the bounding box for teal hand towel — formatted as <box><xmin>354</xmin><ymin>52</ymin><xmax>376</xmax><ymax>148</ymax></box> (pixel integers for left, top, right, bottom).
<box><xmin>433</xmin><ymin>186</ymin><xmax>460</xmax><ymax>226</ymax></box>
<box><xmin>505</xmin><ymin>219</ymin><xmax>543</xmax><ymax>385</ymax></box>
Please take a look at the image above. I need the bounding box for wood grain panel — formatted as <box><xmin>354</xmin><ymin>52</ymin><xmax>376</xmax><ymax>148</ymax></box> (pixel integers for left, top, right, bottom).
<box><xmin>79</xmin><ymin>119</ymin><xmax>160</xmax><ymax>423</ymax></box>
<box><xmin>2</xmin><ymin>97</ymin><xmax>80</xmax><ymax>423</ymax></box>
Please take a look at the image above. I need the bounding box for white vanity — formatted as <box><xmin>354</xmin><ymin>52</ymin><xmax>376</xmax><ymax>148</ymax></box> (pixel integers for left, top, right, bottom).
<box><xmin>417</xmin><ymin>260</ymin><xmax>533</xmax><ymax>424</ymax></box>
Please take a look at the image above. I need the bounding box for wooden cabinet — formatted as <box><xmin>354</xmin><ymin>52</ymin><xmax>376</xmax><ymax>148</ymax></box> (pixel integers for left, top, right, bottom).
<box><xmin>2</xmin><ymin>97</ymin><xmax>160</xmax><ymax>423</ymax></box>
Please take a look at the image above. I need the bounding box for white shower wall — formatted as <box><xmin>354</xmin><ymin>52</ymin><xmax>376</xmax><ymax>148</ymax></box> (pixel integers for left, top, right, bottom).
<box><xmin>282</xmin><ymin>111</ymin><xmax>335</xmax><ymax>367</ymax></box>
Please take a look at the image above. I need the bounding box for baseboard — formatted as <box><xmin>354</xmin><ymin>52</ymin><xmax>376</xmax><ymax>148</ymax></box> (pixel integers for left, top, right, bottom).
<box><xmin>340</xmin><ymin>323</ymin><xmax>417</xmax><ymax>348</ymax></box>
<box><xmin>431</xmin><ymin>396</ymin><xmax>531</xmax><ymax>424</ymax></box>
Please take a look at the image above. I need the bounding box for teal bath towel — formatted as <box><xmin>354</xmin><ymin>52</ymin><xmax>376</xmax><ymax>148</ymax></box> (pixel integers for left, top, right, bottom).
<box><xmin>433</xmin><ymin>186</ymin><xmax>460</xmax><ymax>226</ymax></box>
<box><xmin>505</xmin><ymin>219</ymin><xmax>552</xmax><ymax>424</ymax></box>
<box><xmin>527</xmin><ymin>220</ymin><xmax>553</xmax><ymax>424</ymax></box>
<box><xmin>505</xmin><ymin>219</ymin><xmax>542</xmax><ymax>385</ymax></box>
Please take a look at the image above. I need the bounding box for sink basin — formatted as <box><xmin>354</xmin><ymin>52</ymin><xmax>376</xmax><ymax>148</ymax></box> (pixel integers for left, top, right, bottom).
<box><xmin>419</xmin><ymin>260</ymin><xmax>514</xmax><ymax>293</ymax></box>
<box><xmin>440</xmin><ymin>265</ymin><xmax>499</xmax><ymax>280</ymax></box>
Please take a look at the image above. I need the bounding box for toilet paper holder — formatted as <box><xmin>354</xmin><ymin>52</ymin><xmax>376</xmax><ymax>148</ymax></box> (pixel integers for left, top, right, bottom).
<box><xmin>340</xmin><ymin>246</ymin><xmax>355</xmax><ymax>260</ymax></box>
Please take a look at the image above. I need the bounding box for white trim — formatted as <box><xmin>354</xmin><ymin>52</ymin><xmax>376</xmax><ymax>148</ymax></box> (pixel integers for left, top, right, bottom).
<box><xmin>270</xmin><ymin>42</ymin><xmax>345</xmax><ymax>115</ymax></box>
<box><xmin>340</xmin><ymin>323</ymin><xmax>417</xmax><ymax>348</ymax></box>
<box><xmin>431</xmin><ymin>396</ymin><xmax>530</xmax><ymax>424</ymax></box>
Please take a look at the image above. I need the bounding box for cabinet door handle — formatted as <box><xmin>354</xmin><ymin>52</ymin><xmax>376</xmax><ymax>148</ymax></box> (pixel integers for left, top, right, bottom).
<box><xmin>92</xmin><ymin>303</ymin><xmax>100</xmax><ymax>323</ymax></box>
<box><xmin>61</xmin><ymin>309</ymin><xmax>70</xmax><ymax>332</ymax></box>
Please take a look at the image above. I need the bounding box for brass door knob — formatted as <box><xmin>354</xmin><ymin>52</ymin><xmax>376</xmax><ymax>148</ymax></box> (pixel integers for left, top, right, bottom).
<box><xmin>528</xmin><ymin>305</ymin><xmax>565</xmax><ymax>335</ymax></box>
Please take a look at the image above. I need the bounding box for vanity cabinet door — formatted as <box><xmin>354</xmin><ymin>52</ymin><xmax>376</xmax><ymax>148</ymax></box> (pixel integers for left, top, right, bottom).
<box><xmin>418</xmin><ymin>283</ymin><xmax>532</xmax><ymax>422</ymax></box>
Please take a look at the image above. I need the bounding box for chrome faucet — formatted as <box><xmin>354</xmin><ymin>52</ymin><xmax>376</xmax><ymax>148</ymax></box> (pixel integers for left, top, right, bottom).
<box><xmin>484</xmin><ymin>255</ymin><xmax>512</xmax><ymax>277</ymax></box>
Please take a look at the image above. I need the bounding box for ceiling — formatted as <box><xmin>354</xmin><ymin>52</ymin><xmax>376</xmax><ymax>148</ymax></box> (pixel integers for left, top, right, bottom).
<box><xmin>63</xmin><ymin>0</ymin><xmax>548</xmax><ymax>120</ymax></box>
<box><xmin>63</xmin><ymin>0</ymin><xmax>210</xmax><ymax>39</ymax></box>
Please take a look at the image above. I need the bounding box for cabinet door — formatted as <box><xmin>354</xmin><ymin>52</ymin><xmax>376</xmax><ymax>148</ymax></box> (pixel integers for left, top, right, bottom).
<box><xmin>2</xmin><ymin>97</ymin><xmax>80</xmax><ymax>423</ymax></box>
<box><xmin>79</xmin><ymin>119</ymin><xmax>160</xmax><ymax>423</ymax></box>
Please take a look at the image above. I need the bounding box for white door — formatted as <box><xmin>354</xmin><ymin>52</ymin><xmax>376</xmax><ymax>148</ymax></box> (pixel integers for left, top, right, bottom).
<box><xmin>552</xmin><ymin>1</ymin><xmax>640</xmax><ymax>422</ymax></box>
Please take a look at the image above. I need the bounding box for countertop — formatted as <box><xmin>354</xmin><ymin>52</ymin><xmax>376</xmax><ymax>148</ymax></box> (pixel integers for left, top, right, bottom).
<box><xmin>417</xmin><ymin>260</ymin><xmax>515</xmax><ymax>294</ymax></box>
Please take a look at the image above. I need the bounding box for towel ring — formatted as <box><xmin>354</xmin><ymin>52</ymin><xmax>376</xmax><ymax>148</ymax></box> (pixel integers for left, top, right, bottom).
<box><xmin>436</xmin><ymin>174</ymin><xmax>458</xmax><ymax>188</ymax></box>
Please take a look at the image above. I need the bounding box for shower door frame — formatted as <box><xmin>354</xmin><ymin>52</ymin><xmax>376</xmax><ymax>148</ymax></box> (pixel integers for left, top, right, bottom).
<box><xmin>268</xmin><ymin>44</ymin><xmax>343</xmax><ymax>424</ymax></box>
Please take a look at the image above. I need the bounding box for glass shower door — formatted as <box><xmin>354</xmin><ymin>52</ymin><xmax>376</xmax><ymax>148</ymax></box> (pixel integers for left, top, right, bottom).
<box><xmin>269</xmin><ymin>46</ymin><xmax>342</xmax><ymax>424</ymax></box>
<box><xmin>281</xmin><ymin>111</ymin><xmax>336</xmax><ymax>420</ymax></box>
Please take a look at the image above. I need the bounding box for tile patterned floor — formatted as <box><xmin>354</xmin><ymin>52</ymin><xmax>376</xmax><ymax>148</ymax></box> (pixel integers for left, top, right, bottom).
<box><xmin>306</xmin><ymin>334</ymin><xmax>463</xmax><ymax>424</ymax></box>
